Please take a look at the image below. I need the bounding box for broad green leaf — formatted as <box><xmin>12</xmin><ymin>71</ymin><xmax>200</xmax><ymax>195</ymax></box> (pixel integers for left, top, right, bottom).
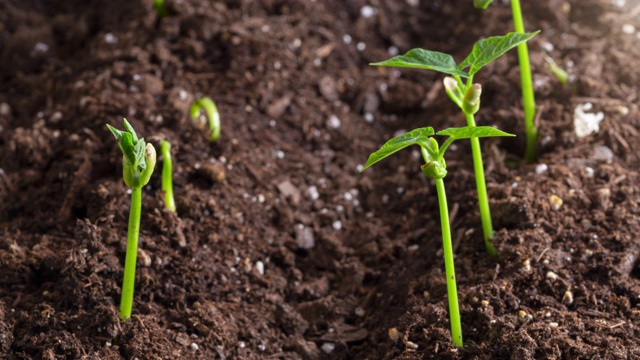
<box><xmin>473</xmin><ymin>0</ymin><xmax>493</xmax><ymax>9</ymax></box>
<box><xmin>371</xmin><ymin>49</ymin><xmax>469</xmax><ymax>78</ymax></box>
<box><xmin>361</xmin><ymin>127</ymin><xmax>435</xmax><ymax>172</ymax></box>
<box><xmin>458</xmin><ymin>31</ymin><xmax>539</xmax><ymax>76</ymax></box>
<box><xmin>436</xmin><ymin>126</ymin><xmax>515</xmax><ymax>140</ymax></box>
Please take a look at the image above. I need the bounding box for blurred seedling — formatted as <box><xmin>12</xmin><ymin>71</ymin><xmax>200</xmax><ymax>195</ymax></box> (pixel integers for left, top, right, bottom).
<box><xmin>190</xmin><ymin>97</ymin><xmax>221</xmax><ymax>142</ymax></box>
<box><xmin>361</xmin><ymin>125</ymin><xmax>515</xmax><ymax>347</ymax></box>
<box><xmin>107</xmin><ymin>119</ymin><xmax>157</xmax><ymax>321</ymax></box>
<box><xmin>371</xmin><ymin>31</ymin><xmax>537</xmax><ymax>256</ymax></box>
<box><xmin>543</xmin><ymin>53</ymin><xmax>569</xmax><ymax>84</ymax></box>
<box><xmin>160</xmin><ymin>140</ymin><xmax>176</xmax><ymax>213</ymax></box>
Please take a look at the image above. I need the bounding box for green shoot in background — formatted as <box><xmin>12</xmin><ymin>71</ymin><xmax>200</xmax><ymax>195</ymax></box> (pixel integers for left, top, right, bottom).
<box><xmin>160</xmin><ymin>140</ymin><xmax>176</xmax><ymax>213</ymax></box>
<box><xmin>153</xmin><ymin>0</ymin><xmax>169</xmax><ymax>18</ymax></box>
<box><xmin>361</xmin><ymin>126</ymin><xmax>515</xmax><ymax>347</ymax></box>
<box><xmin>190</xmin><ymin>97</ymin><xmax>221</xmax><ymax>142</ymax></box>
<box><xmin>371</xmin><ymin>31</ymin><xmax>538</xmax><ymax>257</ymax></box>
<box><xmin>475</xmin><ymin>0</ymin><xmax>538</xmax><ymax>162</ymax></box>
<box><xmin>107</xmin><ymin>119</ymin><xmax>157</xmax><ymax>321</ymax></box>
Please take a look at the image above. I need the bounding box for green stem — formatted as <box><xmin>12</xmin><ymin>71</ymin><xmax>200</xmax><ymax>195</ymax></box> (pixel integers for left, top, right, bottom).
<box><xmin>120</xmin><ymin>186</ymin><xmax>142</xmax><ymax>321</ymax></box>
<box><xmin>511</xmin><ymin>0</ymin><xmax>537</xmax><ymax>163</ymax></box>
<box><xmin>435</xmin><ymin>178</ymin><xmax>463</xmax><ymax>347</ymax></box>
<box><xmin>464</xmin><ymin>113</ymin><xmax>497</xmax><ymax>257</ymax></box>
<box><xmin>160</xmin><ymin>141</ymin><xmax>176</xmax><ymax>213</ymax></box>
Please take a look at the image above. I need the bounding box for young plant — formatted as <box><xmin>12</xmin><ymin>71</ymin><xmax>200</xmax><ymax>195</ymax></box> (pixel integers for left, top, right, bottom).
<box><xmin>371</xmin><ymin>31</ymin><xmax>537</xmax><ymax>257</ymax></box>
<box><xmin>190</xmin><ymin>97</ymin><xmax>221</xmax><ymax>142</ymax></box>
<box><xmin>160</xmin><ymin>140</ymin><xmax>176</xmax><ymax>213</ymax></box>
<box><xmin>361</xmin><ymin>126</ymin><xmax>515</xmax><ymax>347</ymax></box>
<box><xmin>475</xmin><ymin>0</ymin><xmax>538</xmax><ymax>162</ymax></box>
<box><xmin>107</xmin><ymin>119</ymin><xmax>157</xmax><ymax>321</ymax></box>
<box><xmin>153</xmin><ymin>0</ymin><xmax>169</xmax><ymax>18</ymax></box>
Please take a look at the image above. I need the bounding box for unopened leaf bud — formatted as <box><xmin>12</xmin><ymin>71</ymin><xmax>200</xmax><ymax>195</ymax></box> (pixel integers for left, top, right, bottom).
<box><xmin>462</xmin><ymin>84</ymin><xmax>482</xmax><ymax>115</ymax></box>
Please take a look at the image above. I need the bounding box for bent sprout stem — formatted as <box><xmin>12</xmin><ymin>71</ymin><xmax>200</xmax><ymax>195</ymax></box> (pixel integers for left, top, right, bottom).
<box><xmin>160</xmin><ymin>140</ymin><xmax>176</xmax><ymax>213</ymax></box>
<box><xmin>190</xmin><ymin>97</ymin><xmax>221</xmax><ymax>142</ymax></box>
<box><xmin>511</xmin><ymin>0</ymin><xmax>537</xmax><ymax>163</ymax></box>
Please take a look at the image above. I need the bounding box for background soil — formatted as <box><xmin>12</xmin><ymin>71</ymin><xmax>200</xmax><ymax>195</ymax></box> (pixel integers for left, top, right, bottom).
<box><xmin>1</xmin><ymin>0</ymin><xmax>639</xmax><ymax>358</ymax></box>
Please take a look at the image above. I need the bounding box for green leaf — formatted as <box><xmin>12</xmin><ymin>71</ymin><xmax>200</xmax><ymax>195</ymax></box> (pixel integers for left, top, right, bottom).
<box><xmin>361</xmin><ymin>127</ymin><xmax>435</xmax><ymax>172</ymax></box>
<box><xmin>473</xmin><ymin>0</ymin><xmax>493</xmax><ymax>9</ymax></box>
<box><xmin>458</xmin><ymin>31</ymin><xmax>539</xmax><ymax>76</ymax></box>
<box><xmin>107</xmin><ymin>119</ymin><xmax>153</xmax><ymax>188</ymax></box>
<box><xmin>371</xmin><ymin>49</ymin><xmax>469</xmax><ymax>78</ymax></box>
<box><xmin>436</xmin><ymin>126</ymin><xmax>515</xmax><ymax>140</ymax></box>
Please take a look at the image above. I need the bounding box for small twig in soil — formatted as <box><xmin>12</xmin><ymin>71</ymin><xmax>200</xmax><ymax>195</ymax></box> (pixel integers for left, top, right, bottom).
<box><xmin>536</xmin><ymin>247</ymin><xmax>549</xmax><ymax>263</ymax></box>
<box><xmin>610</xmin><ymin>321</ymin><xmax>626</xmax><ymax>329</ymax></box>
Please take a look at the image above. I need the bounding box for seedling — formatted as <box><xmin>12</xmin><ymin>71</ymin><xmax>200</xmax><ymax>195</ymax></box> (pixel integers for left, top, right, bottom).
<box><xmin>475</xmin><ymin>0</ymin><xmax>538</xmax><ymax>162</ymax></box>
<box><xmin>543</xmin><ymin>53</ymin><xmax>569</xmax><ymax>84</ymax></box>
<box><xmin>107</xmin><ymin>119</ymin><xmax>157</xmax><ymax>321</ymax></box>
<box><xmin>371</xmin><ymin>31</ymin><xmax>537</xmax><ymax>257</ymax></box>
<box><xmin>190</xmin><ymin>97</ymin><xmax>221</xmax><ymax>142</ymax></box>
<box><xmin>153</xmin><ymin>0</ymin><xmax>169</xmax><ymax>18</ymax></box>
<box><xmin>361</xmin><ymin>125</ymin><xmax>515</xmax><ymax>347</ymax></box>
<box><xmin>160</xmin><ymin>140</ymin><xmax>176</xmax><ymax>213</ymax></box>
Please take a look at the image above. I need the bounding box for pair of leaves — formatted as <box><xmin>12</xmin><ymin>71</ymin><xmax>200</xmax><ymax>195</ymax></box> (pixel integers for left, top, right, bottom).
<box><xmin>371</xmin><ymin>31</ymin><xmax>538</xmax><ymax>78</ymax></box>
<box><xmin>361</xmin><ymin>126</ymin><xmax>514</xmax><ymax>171</ymax></box>
<box><xmin>107</xmin><ymin>119</ymin><xmax>147</xmax><ymax>174</ymax></box>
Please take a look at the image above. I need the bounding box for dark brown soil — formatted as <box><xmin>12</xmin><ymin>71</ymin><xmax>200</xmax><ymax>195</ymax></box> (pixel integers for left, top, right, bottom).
<box><xmin>1</xmin><ymin>0</ymin><xmax>639</xmax><ymax>358</ymax></box>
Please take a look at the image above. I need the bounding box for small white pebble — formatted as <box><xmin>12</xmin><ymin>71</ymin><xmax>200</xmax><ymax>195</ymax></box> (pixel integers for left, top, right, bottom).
<box><xmin>258</xmin><ymin>344</ymin><xmax>266</xmax><ymax>351</ymax></box>
<box><xmin>314</xmin><ymin>58</ymin><xmax>322</xmax><ymax>67</ymax></box>
<box><xmin>613</xmin><ymin>0</ymin><xmax>625</xmax><ymax>7</ymax></box>
<box><xmin>255</xmin><ymin>261</ymin><xmax>264</xmax><ymax>275</ymax></box>
<box><xmin>388</xmin><ymin>46</ymin><xmax>399</xmax><ymax>56</ymax></box>
<box><xmin>190</xmin><ymin>343</ymin><xmax>199</xmax><ymax>351</ymax></box>
<box><xmin>276</xmin><ymin>150</ymin><xmax>285</xmax><ymax>159</ymax></box>
<box><xmin>307</xmin><ymin>185</ymin><xmax>319</xmax><ymax>200</ymax></box>
<box><xmin>105</xmin><ymin>342</ymin><xmax>112</xmax><ymax>347</ymax></box>
<box><xmin>360</xmin><ymin>5</ymin><xmax>377</xmax><ymax>18</ymax></box>
<box><xmin>574</xmin><ymin>103</ymin><xmax>604</xmax><ymax>138</ymax></box>
<box><xmin>179</xmin><ymin>90</ymin><xmax>188</xmax><ymax>100</ymax></box>
<box><xmin>364</xmin><ymin>112</ymin><xmax>374</xmax><ymax>123</ymax></box>
<box><xmin>585</xmin><ymin>167</ymin><xmax>594</xmax><ymax>178</ymax></box>
<box><xmin>396</xmin><ymin>187</ymin><xmax>404</xmax><ymax>195</ymax></box>
<box><xmin>535</xmin><ymin>163</ymin><xmax>548</xmax><ymax>174</ymax></box>
<box><xmin>549</xmin><ymin>322</ymin><xmax>559</xmax><ymax>328</ymax></box>
<box><xmin>406</xmin><ymin>341</ymin><xmax>419</xmax><ymax>350</ymax></box>
<box><xmin>546</xmin><ymin>271</ymin><xmax>558</xmax><ymax>282</ymax></box>
<box><xmin>622</xmin><ymin>24</ymin><xmax>635</xmax><ymax>34</ymax></box>
<box><xmin>104</xmin><ymin>33</ymin><xmax>117</xmax><ymax>44</ymax></box>
<box><xmin>326</xmin><ymin>115</ymin><xmax>341</xmax><ymax>129</ymax></box>
<box><xmin>541</xmin><ymin>41</ymin><xmax>554</xmax><ymax>52</ymax></box>
<box><xmin>522</xmin><ymin>259</ymin><xmax>531</xmax><ymax>273</ymax></box>
<box><xmin>511</xmin><ymin>182</ymin><xmax>518</xmax><ymax>188</ymax></box>
<box><xmin>332</xmin><ymin>220</ymin><xmax>342</xmax><ymax>231</ymax></box>
<box><xmin>33</xmin><ymin>42</ymin><xmax>49</xmax><ymax>54</ymax></box>
<box><xmin>355</xmin><ymin>307</ymin><xmax>365</xmax><ymax>316</ymax></box>
<box><xmin>356</xmin><ymin>42</ymin><xmax>366</xmax><ymax>51</ymax></box>
<box><xmin>356</xmin><ymin>164</ymin><xmax>364</xmax><ymax>172</ymax></box>
<box><xmin>238</xmin><ymin>341</ymin><xmax>246</xmax><ymax>349</ymax></box>
<box><xmin>257</xmin><ymin>194</ymin><xmax>265</xmax><ymax>203</ymax></box>
<box><xmin>321</xmin><ymin>342</ymin><xmax>335</xmax><ymax>354</ymax></box>
<box><xmin>0</xmin><ymin>103</ymin><xmax>9</xmax><ymax>116</ymax></box>
<box><xmin>342</xmin><ymin>34</ymin><xmax>352</xmax><ymax>45</ymax></box>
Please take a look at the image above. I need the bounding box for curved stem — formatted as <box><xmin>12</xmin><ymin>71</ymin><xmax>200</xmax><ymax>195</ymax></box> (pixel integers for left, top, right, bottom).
<box><xmin>464</xmin><ymin>113</ymin><xmax>497</xmax><ymax>257</ymax></box>
<box><xmin>435</xmin><ymin>178</ymin><xmax>463</xmax><ymax>347</ymax></box>
<box><xmin>511</xmin><ymin>0</ymin><xmax>537</xmax><ymax>163</ymax></box>
<box><xmin>120</xmin><ymin>187</ymin><xmax>142</xmax><ymax>321</ymax></box>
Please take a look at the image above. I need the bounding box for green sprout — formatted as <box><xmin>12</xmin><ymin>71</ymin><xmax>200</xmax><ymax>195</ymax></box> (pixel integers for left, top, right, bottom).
<box><xmin>371</xmin><ymin>31</ymin><xmax>537</xmax><ymax>257</ymax></box>
<box><xmin>475</xmin><ymin>0</ymin><xmax>538</xmax><ymax>162</ymax></box>
<box><xmin>153</xmin><ymin>0</ymin><xmax>169</xmax><ymax>18</ymax></box>
<box><xmin>361</xmin><ymin>126</ymin><xmax>515</xmax><ymax>347</ymax></box>
<box><xmin>190</xmin><ymin>97</ymin><xmax>221</xmax><ymax>142</ymax></box>
<box><xmin>160</xmin><ymin>140</ymin><xmax>176</xmax><ymax>213</ymax></box>
<box><xmin>543</xmin><ymin>53</ymin><xmax>569</xmax><ymax>84</ymax></box>
<box><xmin>473</xmin><ymin>0</ymin><xmax>493</xmax><ymax>10</ymax></box>
<box><xmin>107</xmin><ymin>119</ymin><xmax>157</xmax><ymax>321</ymax></box>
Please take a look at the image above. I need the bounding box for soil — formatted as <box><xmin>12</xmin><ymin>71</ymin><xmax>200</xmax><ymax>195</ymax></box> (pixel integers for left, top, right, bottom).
<box><xmin>1</xmin><ymin>0</ymin><xmax>639</xmax><ymax>358</ymax></box>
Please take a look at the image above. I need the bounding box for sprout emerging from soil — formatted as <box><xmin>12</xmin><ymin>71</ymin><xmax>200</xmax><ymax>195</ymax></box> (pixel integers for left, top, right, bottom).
<box><xmin>475</xmin><ymin>0</ymin><xmax>538</xmax><ymax>163</ymax></box>
<box><xmin>190</xmin><ymin>97</ymin><xmax>221</xmax><ymax>142</ymax></box>
<box><xmin>371</xmin><ymin>31</ymin><xmax>537</xmax><ymax>257</ymax></box>
<box><xmin>107</xmin><ymin>119</ymin><xmax>157</xmax><ymax>321</ymax></box>
<box><xmin>361</xmin><ymin>125</ymin><xmax>515</xmax><ymax>347</ymax></box>
<box><xmin>160</xmin><ymin>140</ymin><xmax>176</xmax><ymax>213</ymax></box>
<box><xmin>153</xmin><ymin>0</ymin><xmax>169</xmax><ymax>18</ymax></box>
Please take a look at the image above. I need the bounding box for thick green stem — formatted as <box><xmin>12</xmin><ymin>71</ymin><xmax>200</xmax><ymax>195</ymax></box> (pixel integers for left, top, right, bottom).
<box><xmin>464</xmin><ymin>113</ymin><xmax>497</xmax><ymax>257</ymax></box>
<box><xmin>435</xmin><ymin>178</ymin><xmax>463</xmax><ymax>347</ymax></box>
<box><xmin>511</xmin><ymin>0</ymin><xmax>537</xmax><ymax>163</ymax></box>
<box><xmin>120</xmin><ymin>187</ymin><xmax>142</xmax><ymax>321</ymax></box>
